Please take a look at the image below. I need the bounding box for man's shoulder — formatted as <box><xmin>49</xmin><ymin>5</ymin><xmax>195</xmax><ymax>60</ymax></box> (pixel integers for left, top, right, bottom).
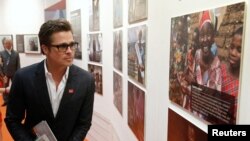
<box><xmin>17</xmin><ymin>62</ymin><xmax>42</xmax><ymax>75</ymax></box>
<box><xmin>0</xmin><ymin>50</ymin><xmax>9</xmax><ymax>57</ymax></box>
<box><xmin>11</xmin><ymin>50</ymin><xmax>19</xmax><ymax>55</ymax></box>
<box><xmin>70</xmin><ymin>65</ymin><xmax>93</xmax><ymax>79</ymax></box>
<box><xmin>70</xmin><ymin>65</ymin><xmax>89</xmax><ymax>74</ymax></box>
<box><xmin>0</xmin><ymin>50</ymin><xmax>6</xmax><ymax>54</ymax></box>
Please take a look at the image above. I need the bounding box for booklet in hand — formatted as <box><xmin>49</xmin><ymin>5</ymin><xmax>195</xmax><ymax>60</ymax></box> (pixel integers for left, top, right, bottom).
<box><xmin>33</xmin><ymin>120</ymin><xmax>57</xmax><ymax>141</ymax></box>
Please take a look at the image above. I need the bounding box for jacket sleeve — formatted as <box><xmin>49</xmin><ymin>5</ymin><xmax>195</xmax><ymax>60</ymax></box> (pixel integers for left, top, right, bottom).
<box><xmin>4</xmin><ymin>71</ymin><xmax>35</xmax><ymax>141</ymax></box>
<box><xmin>69</xmin><ymin>75</ymin><xmax>95</xmax><ymax>141</ymax></box>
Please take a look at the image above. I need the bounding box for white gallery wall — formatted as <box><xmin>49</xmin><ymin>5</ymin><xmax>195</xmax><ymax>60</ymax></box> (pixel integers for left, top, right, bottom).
<box><xmin>0</xmin><ymin>0</ymin><xmax>45</xmax><ymax>68</ymax></box>
<box><xmin>1</xmin><ymin>0</ymin><xmax>250</xmax><ymax>141</ymax></box>
<box><xmin>68</xmin><ymin>0</ymin><xmax>250</xmax><ymax>141</ymax></box>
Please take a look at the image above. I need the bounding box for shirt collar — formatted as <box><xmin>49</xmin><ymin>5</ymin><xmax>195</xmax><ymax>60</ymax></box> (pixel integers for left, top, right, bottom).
<box><xmin>6</xmin><ymin>49</ymin><xmax>12</xmax><ymax>55</ymax></box>
<box><xmin>44</xmin><ymin>60</ymin><xmax>69</xmax><ymax>80</ymax></box>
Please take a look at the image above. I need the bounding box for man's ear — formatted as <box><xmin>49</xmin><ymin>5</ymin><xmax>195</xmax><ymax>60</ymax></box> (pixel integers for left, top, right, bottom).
<box><xmin>41</xmin><ymin>45</ymin><xmax>48</xmax><ymax>54</ymax></box>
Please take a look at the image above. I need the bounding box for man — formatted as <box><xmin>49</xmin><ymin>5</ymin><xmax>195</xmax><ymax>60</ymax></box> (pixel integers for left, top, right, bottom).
<box><xmin>194</xmin><ymin>10</ymin><xmax>221</xmax><ymax>90</ymax></box>
<box><xmin>0</xmin><ymin>37</ymin><xmax>20</xmax><ymax>106</ymax></box>
<box><xmin>5</xmin><ymin>19</ymin><xmax>95</xmax><ymax>141</ymax></box>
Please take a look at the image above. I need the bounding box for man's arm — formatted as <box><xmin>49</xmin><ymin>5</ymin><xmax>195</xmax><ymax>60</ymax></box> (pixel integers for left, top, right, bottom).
<box><xmin>4</xmin><ymin>71</ymin><xmax>34</xmax><ymax>141</ymax></box>
<box><xmin>69</xmin><ymin>75</ymin><xmax>95</xmax><ymax>141</ymax></box>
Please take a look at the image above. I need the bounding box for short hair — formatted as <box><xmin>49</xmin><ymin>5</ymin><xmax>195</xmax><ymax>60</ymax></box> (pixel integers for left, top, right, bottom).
<box><xmin>1</xmin><ymin>37</ymin><xmax>6</xmax><ymax>45</ymax></box>
<box><xmin>2</xmin><ymin>37</ymin><xmax>12</xmax><ymax>45</ymax></box>
<box><xmin>38</xmin><ymin>19</ymin><xmax>73</xmax><ymax>54</ymax></box>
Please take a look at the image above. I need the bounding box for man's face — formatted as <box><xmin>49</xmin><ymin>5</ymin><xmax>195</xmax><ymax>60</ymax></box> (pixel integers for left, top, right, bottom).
<box><xmin>3</xmin><ymin>39</ymin><xmax>12</xmax><ymax>50</ymax></box>
<box><xmin>199</xmin><ymin>22</ymin><xmax>214</xmax><ymax>57</ymax></box>
<box><xmin>44</xmin><ymin>31</ymin><xmax>75</xmax><ymax>68</ymax></box>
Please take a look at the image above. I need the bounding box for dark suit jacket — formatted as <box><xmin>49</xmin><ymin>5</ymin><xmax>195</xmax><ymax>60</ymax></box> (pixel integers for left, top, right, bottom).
<box><xmin>5</xmin><ymin>60</ymin><xmax>95</xmax><ymax>141</ymax></box>
<box><xmin>0</xmin><ymin>49</ymin><xmax>20</xmax><ymax>78</ymax></box>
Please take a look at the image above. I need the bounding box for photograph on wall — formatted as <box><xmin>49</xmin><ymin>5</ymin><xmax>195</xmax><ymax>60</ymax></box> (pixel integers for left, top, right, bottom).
<box><xmin>113</xmin><ymin>30</ymin><xmax>123</xmax><ymax>72</ymax></box>
<box><xmin>0</xmin><ymin>35</ymin><xmax>12</xmax><ymax>51</ymax></box>
<box><xmin>113</xmin><ymin>71</ymin><xmax>123</xmax><ymax>116</ymax></box>
<box><xmin>113</xmin><ymin>0</ymin><xmax>123</xmax><ymax>28</ymax></box>
<box><xmin>169</xmin><ymin>2</ymin><xmax>245</xmax><ymax>124</ymax></box>
<box><xmin>24</xmin><ymin>34</ymin><xmax>41</xmax><ymax>54</ymax></box>
<box><xmin>44</xmin><ymin>0</ymin><xmax>66</xmax><ymax>21</ymax></box>
<box><xmin>128</xmin><ymin>81</ymin><xmax>145</xmax><ymax>141</ymax></box>
<box><xmin>128</xmin><ymin>0</ymin><xmax>147</xmax><ymax>24</ymax></box>
<box><xmin>168</xmin><ymin>108</ymin><xmax>207</xmax><ymax>141</ymax></box>
<box><xmin>88</xmin><ymin>33</ymin><xmax>102</xmax><ymax>63</ymax></box>
<box><xmin>70</xmin><ymin>9</ymin><xmax>82</xmax><ymax>60</ymax></box>
<box><xmin>88</xmin><ymin>64</ymin><xmax>103</xmax><ymax>95</ymax></box>
<box><xmin>89</xmin><ymin>0</ymin><xmax>100</xmax><ymax>31</ymax></box>
<box><xmin>128</xmin><ymin>25</ymin><xmax>147</xmax><ymax>87</ymax></box>
<box><xmin>16</xmin><ymin>35</ymin><xmax>25</xmax><ymax>53</ymax></box>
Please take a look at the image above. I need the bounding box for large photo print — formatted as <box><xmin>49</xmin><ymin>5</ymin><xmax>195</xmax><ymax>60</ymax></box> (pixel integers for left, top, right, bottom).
<box><xmin>169</xmin><ymin>2</ymin><xmax>245</xmax><ymax>124</ymax></box>
<box><xmin>128</xmin><ymin>25</ymin><xmax>147</xmax><ymax>87</ymax></box>
<box><xmin>168</xmin><ymin>109</ymin><xmax>207</xmax><ymax>141</ymax></box>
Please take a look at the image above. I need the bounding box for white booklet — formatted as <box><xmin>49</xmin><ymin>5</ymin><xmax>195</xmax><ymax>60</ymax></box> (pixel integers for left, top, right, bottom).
<box><xmin>35</xmin><ymin>134</ymin><xmax>50</xmax><ymax>141</ymax></box>
<box><xmin>33</xmin><ymin>120</ymin><xmax>57</xmax><ymax>141</ymax></box>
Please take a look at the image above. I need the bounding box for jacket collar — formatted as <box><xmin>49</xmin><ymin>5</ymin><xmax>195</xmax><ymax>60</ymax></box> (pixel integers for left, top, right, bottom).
<box><xmin>34</xmin><ymin>60</ymin><xmax>78</xmax><ymax>119</ymax></box>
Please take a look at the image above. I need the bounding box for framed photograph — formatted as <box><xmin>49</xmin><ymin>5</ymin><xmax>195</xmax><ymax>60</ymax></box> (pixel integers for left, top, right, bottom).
<box><xmin>87</xmin><ymin>33</ymin><xmax>102</xmax><ymax>63</ymax></box>
<box><xmin>169</xmin><ymin>2</ymin><xmax>245</xmax><ymax>124</ymax></box>
<box><xmin>113</xmin><ymin>30</ymin><xmax>123</xmax><ymax>72</ymax></box>
<box><xmin>128</xmin><ymin>81</ymin><xmax>145</xmax><ymax>141</ymax></box>
<box><xmin>113</xmin><ymin>71</ymin><xmax>123</xmax><ymax>115</ymax></box>
<box><xmin>70</xmin><ymin>9</ymin><xmax>82</xmax><ymax>60</ymax></box>
<box><xmin>16</xmin><ymin>35</ymin><xmax>25</xmax><ymax>53</ymax></box>
<box><xmin>89</xmin><ymin>0</ymin><xmax>100</xmax><ymax>31</ymax></box>
<box><xmin>113</xmin><ymin>0</ymin><xmax>123</xmax><ymax>28</ymax></box>
<box><xmin>44</xmin><ymin>0</ymin><xmax>66</xmax><ymax>21</ymax></box>
<box><xmin>24</xmin><ymin>34</ymin><xmax>41</xmax><ymax>54</ymax></box>
<box><xmin>168</xmin><ymin>109</ymin><xmax>207</xmax><ymax>141</ymax></box>
<box><xmin>0</xmin><ymin>35</ymin><xmax>13</xmax><ymax>51</ymax></box>
<box><xmin>128</xmin><ymin>25</ymin><xmax>147</xmax><ymax>86</ymax></box>
<box><xmin>88</xmin><ymin>64</ymin><xmax>103</xmax><ymax>95</ymax></box>
<box><xmin>128</xmin><ymin>0</ymin><xmax>147</xmax><ymax>24</ymax></box>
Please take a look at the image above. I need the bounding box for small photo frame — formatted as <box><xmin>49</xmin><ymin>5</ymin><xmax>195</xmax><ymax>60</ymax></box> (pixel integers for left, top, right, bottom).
<box><xmin>0</xmin><ymin>35</ymin><xmax>13</xmax><ymax>51</ymax></box>
<box><xmin>88</xmin><ymin>64</ymin><xmax>103</xmax><ymax>95</ymax></box>
<box><xmin>89</xmin><ymin>0</ymin><xmax>100</xmax><ymax>31</ymax></box>
<box><xmin>16</xmin><ymin>34</ymin><xmax>25</xmax><ymax>53</ymax></box>
<box><xmin>128</xmin><ymin>0</ymin><xmax>148</xmax><ymax>24</ymax></box>
<box><xmin>128</xmin><ymin>25</ymin><xmax>147</xmax><ymax>86</ymax></box>
<box><xmin>113</xmin><ymin>0</ymin><xmax>123</xmax><ymax>28</ymax></box>
<box><xmin>87</xmin><ymin>33</ymin><xmax>103</xmax><ymax>63</ymax></box>
<box><xmin>127</xmin><ymin>81</ymin><xmax>145</xmax><ymax>141</ymax></box>
<box><xmin>24</xmin><ymin>34</ymin><xmax>41</xmax><ymax>54</ymax></box>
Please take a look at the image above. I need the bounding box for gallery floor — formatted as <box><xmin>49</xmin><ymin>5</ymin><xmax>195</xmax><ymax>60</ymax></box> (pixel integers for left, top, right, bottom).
<box><xmin>0</xmin><ymin>95</ymin><xmax>12</xmax><ymax>141</ymax></box>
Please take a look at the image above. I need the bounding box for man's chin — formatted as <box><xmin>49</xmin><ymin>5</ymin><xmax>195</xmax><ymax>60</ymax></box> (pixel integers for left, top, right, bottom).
<box><xmin>202</xmin><ymin>49</ymin><xmax>209</xmax><ymax>56</ymax></box>
<box><xmin>64</xmin><ymin>61</ymin><xmax>73</xmax><ymax>66</ymax></box>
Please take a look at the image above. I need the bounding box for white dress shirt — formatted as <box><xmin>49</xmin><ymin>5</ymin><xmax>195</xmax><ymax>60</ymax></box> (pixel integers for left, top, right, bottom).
<box><xmin>44</xmin><ymin>61</ymin><xmax>69</xmax><ymax>117</ymax></box>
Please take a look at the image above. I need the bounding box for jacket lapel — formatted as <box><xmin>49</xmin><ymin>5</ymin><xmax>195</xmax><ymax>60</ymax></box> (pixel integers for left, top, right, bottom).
<box><xmin>34</xmin><ymin>61</ymin><xmax>55</xmax><ymax>119</ymax></box>
<box><xmin>56</xmin><ymin>65</ymin><xmax>78</xmax><ymax>119</ymax></box>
